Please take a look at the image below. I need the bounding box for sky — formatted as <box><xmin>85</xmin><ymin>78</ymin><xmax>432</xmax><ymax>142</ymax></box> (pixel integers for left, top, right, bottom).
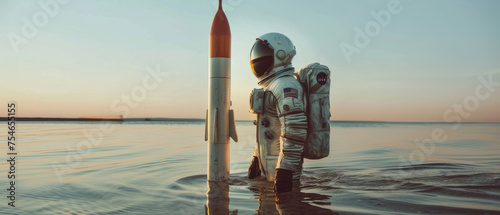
<box><xmin>1</xmin><ymin>0</ymin><xmax>499</xmax><ymax>122</ymax></box>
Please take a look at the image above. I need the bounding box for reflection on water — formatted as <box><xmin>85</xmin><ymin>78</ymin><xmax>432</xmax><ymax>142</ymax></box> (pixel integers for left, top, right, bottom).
<box><xmin>245</xmin><ymin>177</ymin><xmax>337</xmax><ymax>215</ymax></box>
<box><xmin>206</xmin><ymin>181</ymin><xmax>230</xmax><ymax>215</ymax></box>
<box><xmin>0</xmin><ymin>121</ymin><xmax>499</xmax><ymax>214</ymax></box>
<box><xmin>206</xmin><ymin>178</ymin><xmax>339</xmax><ymax>215</ymax></box>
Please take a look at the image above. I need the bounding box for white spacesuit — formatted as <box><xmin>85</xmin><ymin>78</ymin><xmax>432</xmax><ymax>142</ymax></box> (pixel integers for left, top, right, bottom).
<box><xmin>248</xmin><ymin>32</ymin><xmax>308</xmax><ymax>193</ymax></box>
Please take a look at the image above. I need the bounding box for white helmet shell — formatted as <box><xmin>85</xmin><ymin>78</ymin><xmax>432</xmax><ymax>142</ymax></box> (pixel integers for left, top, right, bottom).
<box><xmin>250</xmin><ymin>32</ymin><xmax>297</xmax><ymax>83</ymax></box>
<box><xmin>258</xmin><ymin>32</ymin><xmax>296</xmax><ymax>68</ymax></box>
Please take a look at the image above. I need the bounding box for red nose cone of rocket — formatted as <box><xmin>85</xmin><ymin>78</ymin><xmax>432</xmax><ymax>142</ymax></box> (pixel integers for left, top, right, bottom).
<box><xmin>210</xmin><ymin>0</ymin><xmax>231</xmax><ymax>58</ymax></box>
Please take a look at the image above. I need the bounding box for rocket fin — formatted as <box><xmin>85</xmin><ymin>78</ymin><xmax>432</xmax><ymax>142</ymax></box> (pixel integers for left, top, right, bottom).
<box><xmin>229</xmin><ymin>109</ymin><xmax>238</xmax><ymax>142</ymax></box>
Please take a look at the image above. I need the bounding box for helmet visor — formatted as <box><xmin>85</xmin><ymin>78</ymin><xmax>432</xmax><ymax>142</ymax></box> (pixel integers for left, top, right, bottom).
<box><xmin>250</xmin><ymin>39</ymin><xmax>274</xmax><ymax>78</ymax></box>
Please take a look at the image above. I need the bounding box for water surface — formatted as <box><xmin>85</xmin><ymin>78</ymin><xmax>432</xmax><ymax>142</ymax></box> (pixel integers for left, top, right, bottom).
<box><xmin>1</xmin><ymin>121</ymin><xmax>499</xmax><ymax>214</ymax></box>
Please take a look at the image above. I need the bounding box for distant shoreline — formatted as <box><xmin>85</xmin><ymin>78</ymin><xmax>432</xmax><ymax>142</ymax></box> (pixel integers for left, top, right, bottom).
<box><xmin>0</xmin><ymin>117</ymin><xmax>123</xmax><ymax>122</ymax></box>
<box><xmin>0</xmin><ymin>117</ymin><xmax>204</xmax><ymax>122</ymax></box>
<box><xmin>0</xmin><ymin>117</ymin><xmax>498</xmax><ymax>124</ymax></box>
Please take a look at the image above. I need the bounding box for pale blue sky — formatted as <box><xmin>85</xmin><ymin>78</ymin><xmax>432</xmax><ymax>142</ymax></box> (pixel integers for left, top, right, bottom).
<box><xmin>1</xmin><ymin>0</ymin><xmax>499</xmax><ymax>122</ymax></box>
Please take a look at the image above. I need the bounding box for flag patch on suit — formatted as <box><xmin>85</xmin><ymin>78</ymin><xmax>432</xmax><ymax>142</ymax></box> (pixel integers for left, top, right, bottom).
<box><xmin>283</xmin><ymin>88</ymin><xmax>298</xmax><ymax>98</ymax></box>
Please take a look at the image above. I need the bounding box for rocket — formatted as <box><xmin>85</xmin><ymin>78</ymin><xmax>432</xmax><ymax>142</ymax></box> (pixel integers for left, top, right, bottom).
<box><xmin>205</xmin><ymin>0</ymin><xmax>238</xmax><ymax>183</ymax></box>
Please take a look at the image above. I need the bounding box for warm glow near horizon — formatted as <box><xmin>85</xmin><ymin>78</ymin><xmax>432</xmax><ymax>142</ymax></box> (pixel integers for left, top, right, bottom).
<box><xmin>1</xmin><ymin>0</ymin><xmax>499</xmax><ymax>122</ymax></box>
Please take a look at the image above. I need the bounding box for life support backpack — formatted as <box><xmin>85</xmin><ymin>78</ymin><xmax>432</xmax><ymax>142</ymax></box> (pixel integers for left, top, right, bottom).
<box><xmin>295</xmin><ymin>63</ymin><xmax>331</xmax><ymax>159</ymax></box>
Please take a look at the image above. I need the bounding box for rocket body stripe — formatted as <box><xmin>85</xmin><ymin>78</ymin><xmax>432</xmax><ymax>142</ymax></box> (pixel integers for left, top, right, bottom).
<box><xmin>210</xmin><ymin>35</ymin><xmax>231</xmax><ymax>58</ymax></box>
<box><xmin>210</xmin><ymin>58</ymin><xmax>230</xmax><ymax>78</ymax></box>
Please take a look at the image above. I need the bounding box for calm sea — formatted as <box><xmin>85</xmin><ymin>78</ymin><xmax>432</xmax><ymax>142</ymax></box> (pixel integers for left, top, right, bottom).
<box><xmin>1</xmin><ymin>121</ymin><xmax>499</xmax><ymax>214</ymax></box>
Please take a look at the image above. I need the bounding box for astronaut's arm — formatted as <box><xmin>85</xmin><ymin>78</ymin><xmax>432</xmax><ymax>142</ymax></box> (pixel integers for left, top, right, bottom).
<box><xmin>277</xmin><ymin>110</ymin><xmax>307</xmax><ymax>172</ymax></box>
<box><xmin>272</xmin><ymin>90</ymin><xmax>308</xmax><ymax>173</ymax></box>
<box><xmin>280</xmin><ymin>109</ymin><xmax>308</xmax><ymax>143</ymax></box>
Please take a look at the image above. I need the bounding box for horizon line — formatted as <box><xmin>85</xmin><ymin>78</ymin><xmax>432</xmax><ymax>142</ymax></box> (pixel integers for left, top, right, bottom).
<box><xmin>0</xmin><ymin>116</ymin><xmax>499</xmax><ymax>124</ymax></box>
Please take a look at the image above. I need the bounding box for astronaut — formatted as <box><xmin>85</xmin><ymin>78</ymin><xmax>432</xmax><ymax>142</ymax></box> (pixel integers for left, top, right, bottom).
<box><xmin>247</xmin><ymin>32</ymin><xmax>308</xmax><ymax>193</ymax></box>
